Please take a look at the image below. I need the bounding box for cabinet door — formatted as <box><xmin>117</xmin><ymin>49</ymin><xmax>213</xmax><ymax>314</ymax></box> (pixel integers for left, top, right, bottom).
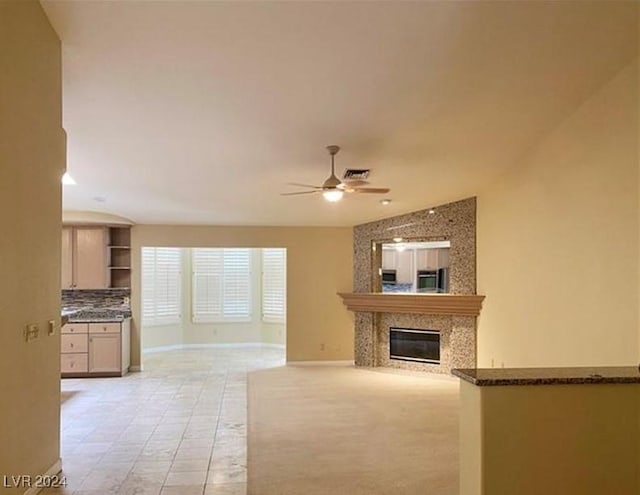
<box><xmin>415</xmin><ymin>249</ymin><xmax>428</xmax><ymax>270</ymax></box>
<box><xmin>426</xmin><ymin>249</ymin><xmax>438</xmax><ymax>269</ymax></box>
<box><xmin>74</xmin><ymin>227</ymin><xmax>108</xmax><ymax>289</ymax></box>
<box><xmin>88</xmin><ymin>334</ymin><xmax>121</xmax><ymax>373</ymax></box>
<box><xmin>61</xmin><ymin>227</ymin><xmax>74</xmax><ymax>288</ymax></box>
<box><xmin>396</xmin><ymin>250</ymin><xmax>414</xmax><ymax>284</ymax></box>
<box><xmin>382</xmin><ymin>250</ymin><xmax>396</xmax><ymax>270</ymax></box>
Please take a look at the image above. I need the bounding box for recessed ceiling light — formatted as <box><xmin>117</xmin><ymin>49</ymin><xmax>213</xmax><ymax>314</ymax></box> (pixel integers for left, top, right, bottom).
<box><xmin>393</xmin><ymin>237</ymin><xmax>403</xmax><ymax>243</ymax></box>
<box><xmin>380</xmin><ymin>199</ymin><xmax>392</xmax><ymax>205</ymax></box>
<box><xmin>61</xmin><ymin>172</ymin><xmax>76</xmax><ymax>185</ymax></box>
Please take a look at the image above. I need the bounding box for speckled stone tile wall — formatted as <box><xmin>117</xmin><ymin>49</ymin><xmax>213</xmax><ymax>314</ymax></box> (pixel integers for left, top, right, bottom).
<box><xmin>352</xmin><ymin>197</ymin><xmax>477</xmax><ymax>373</ymax></box>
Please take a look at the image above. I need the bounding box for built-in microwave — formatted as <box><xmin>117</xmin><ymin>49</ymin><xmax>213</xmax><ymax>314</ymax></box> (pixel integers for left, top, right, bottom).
<box><xmin>382</xmin><ymin>269</ymin><xmax>397</xmax><ymax>284</ymax></box>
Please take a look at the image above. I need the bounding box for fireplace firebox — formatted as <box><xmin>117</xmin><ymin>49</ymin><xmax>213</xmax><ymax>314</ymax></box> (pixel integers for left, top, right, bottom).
<box><xmin>390</xmin><ymin>328</ymin><xmax>440</xmax><ymax>364</ymax></box>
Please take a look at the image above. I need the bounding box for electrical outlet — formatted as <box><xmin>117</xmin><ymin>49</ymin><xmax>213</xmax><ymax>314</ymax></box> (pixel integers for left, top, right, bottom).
<box><xmin>24</xmin><ymin>324</ymin><xmax>39</xmax><ymax>342</ymax></box>
<box><xmin>48</xmin><ymin>320</ymin><xmax>56</xmax><ymax>336</ymax></box>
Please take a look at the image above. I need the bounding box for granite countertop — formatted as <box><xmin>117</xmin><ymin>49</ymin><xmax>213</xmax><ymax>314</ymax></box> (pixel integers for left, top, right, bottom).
<box><xmin>62</xmin><ymin>307</ymin><xmax>132</xmax><ymax>323</ymax></box>
<box><xmin>452</xmin><ymin>366</ymin><xmax>640</xmax><ymax>386</ymax></box>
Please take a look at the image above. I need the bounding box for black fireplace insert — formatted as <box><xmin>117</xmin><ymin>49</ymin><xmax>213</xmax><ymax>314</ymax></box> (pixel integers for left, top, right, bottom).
<box><xmin>390</xmin><ymin>328</ymin><xmax>440</xmax><ymax>364</ymax></box>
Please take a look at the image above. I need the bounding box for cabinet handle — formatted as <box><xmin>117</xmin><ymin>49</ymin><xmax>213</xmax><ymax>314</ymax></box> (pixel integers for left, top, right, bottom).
<box><xmin>103</xmin><ymin>327</ymin><xmax>107</xmax><ymax>332</ymax></box>
<box><xmin>70</xmin><ymin>343</ymin><xmax>74</xmax><ymax>348</ymax></box>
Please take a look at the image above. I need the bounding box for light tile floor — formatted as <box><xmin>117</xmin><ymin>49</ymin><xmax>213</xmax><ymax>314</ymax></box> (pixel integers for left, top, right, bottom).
<box><xmin>43</xmin><ymin>347</ymin><xmax>285</xmax><ymax>495</ymax></box>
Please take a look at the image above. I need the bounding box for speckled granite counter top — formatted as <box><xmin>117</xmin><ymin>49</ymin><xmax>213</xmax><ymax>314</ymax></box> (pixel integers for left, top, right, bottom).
<box><xmin>63</xmin><ymin>308</ymin><xmax>132</xmax><ymax>323</ymax></box>
<box><xmin>452</xmin><ymin>367</ymin><xmax>640</xmax><ymax>386</ymax></box>
<box><xmin>68</xmin><ymin>316</ymin><xmax>131</xmax><ymax>323</ymax></box>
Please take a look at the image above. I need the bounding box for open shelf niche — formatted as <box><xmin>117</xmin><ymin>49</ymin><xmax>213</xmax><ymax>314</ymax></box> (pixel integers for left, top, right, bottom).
<box><xmin>108</xmin><ymin>227</ymin><xmax>131</xmax><ymax>288</ymax></box>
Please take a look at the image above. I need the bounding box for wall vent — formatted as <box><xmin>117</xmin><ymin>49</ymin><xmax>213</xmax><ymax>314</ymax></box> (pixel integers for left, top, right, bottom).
<box><xmin>342</xmin><ymin>169</ymin><xmax>370</xmax><ymax>181</ymax></box>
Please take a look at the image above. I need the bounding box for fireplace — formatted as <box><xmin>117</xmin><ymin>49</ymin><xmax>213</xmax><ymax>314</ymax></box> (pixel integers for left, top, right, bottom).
<box><xmin>389</xmin><ymin>328</ymin><xmax>440</xmax><ymax>364</ymax></box>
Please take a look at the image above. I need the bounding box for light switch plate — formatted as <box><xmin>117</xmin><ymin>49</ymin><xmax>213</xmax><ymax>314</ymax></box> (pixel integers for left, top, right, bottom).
<box><xmin>24</xmin><ymin>324</ymin><xmax>39</xmax><ymax>342</ymax></box>
<box><xmin>48</xmin><ymin>320</ymin><xmax>56</xmax><ymax>336</ymax></box>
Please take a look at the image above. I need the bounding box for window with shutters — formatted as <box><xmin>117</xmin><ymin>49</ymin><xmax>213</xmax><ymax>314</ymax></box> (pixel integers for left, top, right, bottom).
<box><xmin>192</xmin><ymin>248</ymin><xmax>252</xmax><ymax>322</ymax></box>
<box><xmin>142</xmin><ymin>247</ymin><xmax>182</xmax><ymax>326</ymax></box>
<box><xmin>262</xmin><ymin>248</ymin><xmax>286</xmax><ymax>322</ymax></box>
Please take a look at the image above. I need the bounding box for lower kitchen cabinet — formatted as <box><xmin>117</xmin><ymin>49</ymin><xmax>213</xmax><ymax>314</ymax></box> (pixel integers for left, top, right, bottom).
<box><xmin>61</xmin><ymin>318</ymin><xmax>131</xmax><ymax>377</ymax></box>
<box><xmin>89</xmin><ymin>334</ymin><xmax>121</xmax><ymax>373</ymax></box>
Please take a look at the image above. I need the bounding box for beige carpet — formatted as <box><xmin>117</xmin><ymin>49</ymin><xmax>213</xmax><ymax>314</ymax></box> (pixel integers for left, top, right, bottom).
<box><xmin>248</xmin><ymin>365</ymin><xmax>460</xmax><ymax>495</ymax></box>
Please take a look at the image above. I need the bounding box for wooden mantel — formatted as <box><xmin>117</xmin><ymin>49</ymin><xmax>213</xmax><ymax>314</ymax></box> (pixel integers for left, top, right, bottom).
<box><xmin>338</xmin><ymin>292</ymin><xmax>485</xmax><ymax>317</ymax></box>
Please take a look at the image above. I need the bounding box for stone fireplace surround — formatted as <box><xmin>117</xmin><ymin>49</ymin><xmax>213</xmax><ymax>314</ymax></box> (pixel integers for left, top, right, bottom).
<box><xmin>351</xmin><ymin>197</ymin><xmax>478</xmax><ymax>373</ymax></box>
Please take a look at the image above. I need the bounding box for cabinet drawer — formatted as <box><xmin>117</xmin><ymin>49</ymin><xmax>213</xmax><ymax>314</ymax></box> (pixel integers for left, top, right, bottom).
<box><xmin>89</xmin><ymin>322</ymin><xmax>121</xmax><ymax>334</ymax></box>
<box><xmin>61</xmin><ymin>334</ymin><xmax>88</xmax><ymax>353</ymax></box>
<box><xmin>61</xmin><ymin>353</ymin><xmax>88</xmax><ymax>373</ymax></box>
<box><xmin>62</xmin><ymin>323</ymin><xmax>89</xmax><ymax>334</ymax></box>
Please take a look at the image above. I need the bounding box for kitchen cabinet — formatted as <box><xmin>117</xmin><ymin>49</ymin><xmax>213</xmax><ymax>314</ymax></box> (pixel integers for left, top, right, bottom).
<box><xmin>381</xmin><ymin>250</ymin><xmax>413</xmax><ymax>284</ymax></box>
<box><xmin>61</xmin><ymin>227</ymin><xmax>108</xmax><ymax>289</ymax></box>
<box><xmin>61</xmin><ymin>318</ymin><xmax>131</xmax><ymax>377</ymax></box>
<box><xmin>416</xmin><ymin>248</ymin><xmax>450</xmax><ymax>270</ymax></box>
<box><xmin>61</xmin><ymin>323</ymin><xmax>89</xmax><ymax>373</ymax></box>
<box><xmin>89</xmin><ymin>334</ymin><xmax>121</xmax><ymax>373</ymax></box>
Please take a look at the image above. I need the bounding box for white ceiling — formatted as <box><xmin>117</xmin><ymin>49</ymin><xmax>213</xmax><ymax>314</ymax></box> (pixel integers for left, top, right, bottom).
<box><xmin>41</xmin><ymin>1</ymin><xmax>637</xmax><ymax>226</ymax></box>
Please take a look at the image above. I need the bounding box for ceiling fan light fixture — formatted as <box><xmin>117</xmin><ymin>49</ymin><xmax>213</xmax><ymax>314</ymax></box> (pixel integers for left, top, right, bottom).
<box><xmin>323</xmin><ymin>189</ymin><xmax>344</xmax><ymax>202</ymax></box>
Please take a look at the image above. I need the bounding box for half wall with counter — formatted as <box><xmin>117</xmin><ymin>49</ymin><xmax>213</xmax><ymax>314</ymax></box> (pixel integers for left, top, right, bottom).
<box><xmin>453</xmin><ymin>366</ymin><xmax>640</xmax><ymax>495</ymax></box>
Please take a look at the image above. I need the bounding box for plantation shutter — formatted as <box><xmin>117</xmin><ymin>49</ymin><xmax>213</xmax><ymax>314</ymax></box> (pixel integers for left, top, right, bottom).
<box><xmin>192</xmin><ymin>248</ymin><xmax>223</xmax><ymax>321</ymax></box>
<box><xmin>192</xmin><ymin>248</ymin><xmax>251</xmax><ymax>322</ymax></box>
<box><xmin>142</xmin><ymin>247</ymin><xmax>182</xmax><ymax>326</ymax></box>
<box><xmin>223</xmin><ymin>249</ymin><xmax>252</xmax><ymax>318</ymax></box>
<box><xmin>141</xmin><ymin>247</ymin><xmax>155</xmax><ymax>323</ymax></box>
<box><xmin>262</xmin><ymin>248</ymin><xmax>286</xmax><ymax>322</ymax></box>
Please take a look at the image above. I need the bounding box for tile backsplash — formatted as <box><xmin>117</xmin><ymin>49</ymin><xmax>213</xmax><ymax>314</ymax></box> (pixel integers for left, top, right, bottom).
<box><xmin>62</xmin><ymin>288</ymin><xmax>131</xmax><ymax>311</ymax></box>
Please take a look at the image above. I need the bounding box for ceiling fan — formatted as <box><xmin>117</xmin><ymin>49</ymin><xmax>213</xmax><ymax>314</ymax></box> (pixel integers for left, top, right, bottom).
<box><xmin>281</xmin><ymin>145</ymin><xmax>390</xmax><ymax>202</ymax></box>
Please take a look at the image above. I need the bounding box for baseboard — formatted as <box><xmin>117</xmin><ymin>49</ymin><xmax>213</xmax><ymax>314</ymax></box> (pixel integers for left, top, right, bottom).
<box><xmin>182</xmin><ymin>343</ymin><xmax>263</xmax><ymax>349</ymax></box>
<box><xmin>129</xmin><ymin>365</ymin><xmax>143</xmax><ymax>372</ymax></box>
<box><xmin>288</xmin><ymin>360</ymin><xmax>355</xmax><ymax>366</ymax></box>
<box><xmin>24</xmin><ymin>458</ymin><xmax>61</xmax><ymax>495</ymax></box>
<box><xmin>143</xmin><ymin>343</ymin><xmax>286</xmax><ymax>353</ymax></box>
<box><xmin>261</xmin><ymin>343</ymin><xmax>286</xmax><ymax>349</ymax></box>
<box><xmin>142</xmin><ymin>344</ymin><xmax>184</xmax><ymax>354</ymax></box>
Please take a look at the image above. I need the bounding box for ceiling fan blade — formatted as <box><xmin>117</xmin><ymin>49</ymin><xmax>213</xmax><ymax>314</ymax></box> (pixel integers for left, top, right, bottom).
<box><xmin>340</xmin><ymin>179</ymin><xmax>370</xmax><ymax>188</ymax></box>
<box><xmin>345</xmin><ymin>187</ymin><xmax>391</xmax><ymax>194</ymax></box>
<box><xmin>280</xmin><ymin>190</ymin><xmax>319</xmax><ymax>196</ymax></box>
<box><xmin>287</xmin><ymin>182</ymin><xmax>322</xmax><ymax>190</ymax></box>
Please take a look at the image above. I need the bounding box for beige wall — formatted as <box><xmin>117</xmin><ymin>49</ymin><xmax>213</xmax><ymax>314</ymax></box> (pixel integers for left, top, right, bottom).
<box><xmin>142</xmin><ymin>323</ymin><xmax>184</xmax><ymax>350</ymax></box>
<box><xmin>261</xmin><ymin>322</ymin><xmax>286</xmax><ymax>345</ymax></box>
<box><xmin>0</xmin><ymin>1</ymin><xmax>65</xmax><ymax>490</ymax></box>
<box><xmin>132</xmin><ymin>226</ymin><xmax>353</xmax><ymax>366</ymax></box>
<box><xmin>477</xmin><ymin>59</ymin><xmax>639</xmax><ymax>367</ymax></box>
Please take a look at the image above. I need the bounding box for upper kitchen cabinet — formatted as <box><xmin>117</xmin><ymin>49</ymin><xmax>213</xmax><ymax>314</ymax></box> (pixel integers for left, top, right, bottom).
<box><xmin>416</xmin><ymin>248</ymin><xmax>450</xmax><ymax>270</ymax></box>
<box><xmin>61</xmin><ymin>227</ymin><xmax>109</xmax><ymax>289</ymax></box>
<box><xmin>61</xmin><ymin>225</ymin><xmax>132</xmax><ymax>289</ymax></box>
